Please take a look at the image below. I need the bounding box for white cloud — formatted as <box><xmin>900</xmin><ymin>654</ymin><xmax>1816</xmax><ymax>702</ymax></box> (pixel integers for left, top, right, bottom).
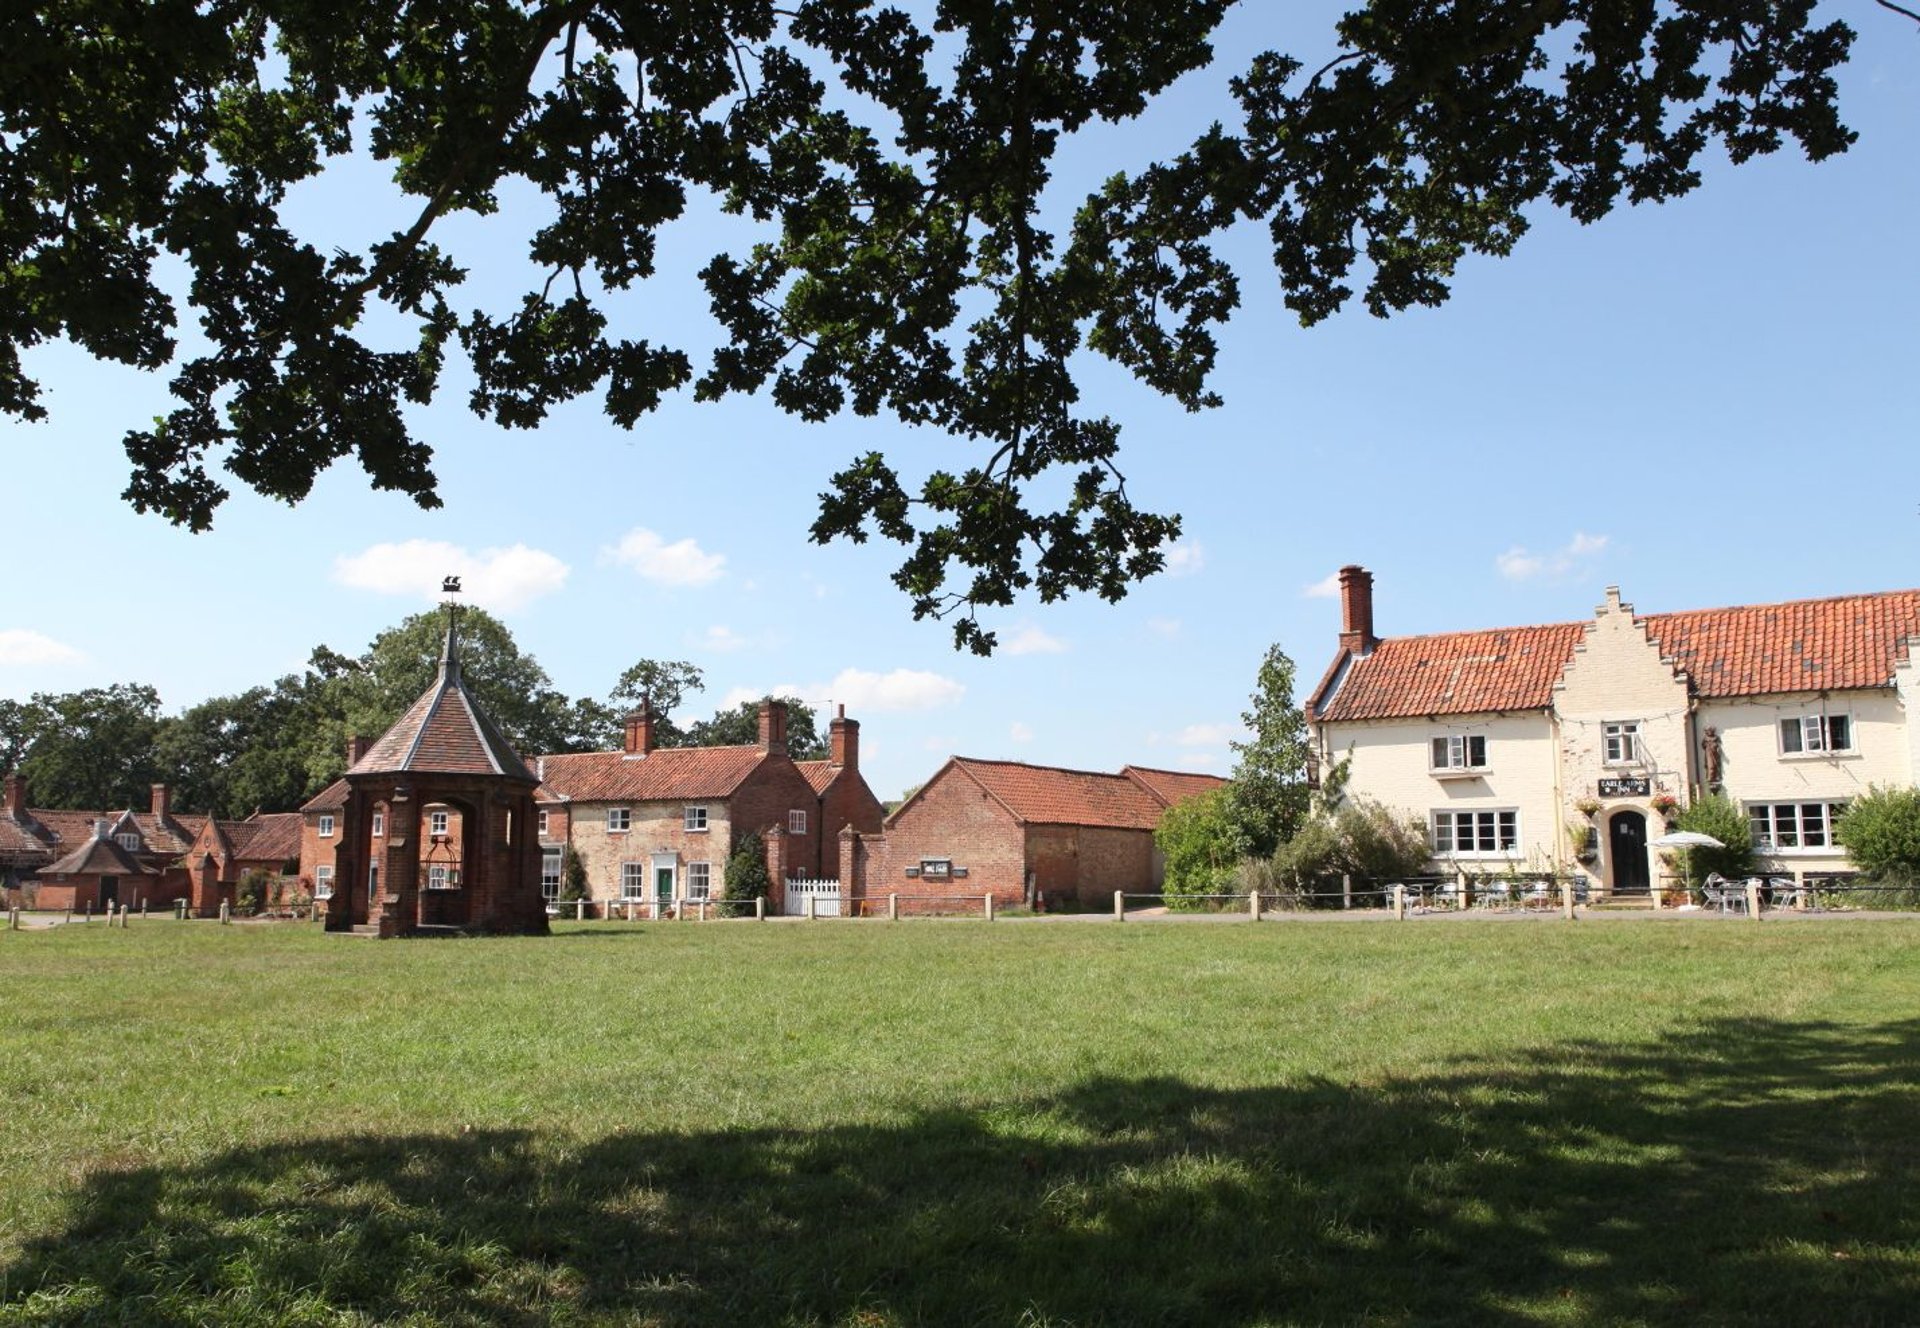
<box><xmin>725</xmin><ymin>667</ymin><xmax>965</xmax><ymax>716</ymax></box>
<box><xmin>1496</xmin><ymin>532</ymin><xmax>1611</xmax><ymax>583</ymax></box>
<box><xmin>1002</xmin><ymin>623</ymin><xmax>1067</xmax><ymax>656</ymax></box>
<box><xmin>1146</xmin><ymin>617</ymin><xmax>1182</xmax><ymax>640</ymax></box>
<box><xmin>1303</xmin><ymin>571</ymin><xmax>1342</xmax><ymax>599</ymax></box>
<box><xmin>1177</xmin><ymin>752</ymin><xmax>1223</xmax><ymax>770</ymax></box>
<box><xmin>332</xmin><ymin>539</ymin><xmax>569</xmax><ymax>611</ymax></box>
<box><xmin>1164</xmin><ymin>540</ymin><xmax>1206</xmax><ymax>577</ymax></box>
<box><xmin>0</xmin><ymin>629</ymin><xmax>85</xmax><ymax>668</ymax></box>
<box><xmin>699</xmin><ymin>625</ymin><xmax>749</xmax><ymax>653</ymax></box>
<box><xmin>1175</xmin><ymin>722</ymin><xmax>1243</xmax><ymax>747</ymax></box>
<box><xmin>603</xmin><ymin>527</ymin><xmax>726</xmax><ymax>587</ymax></box>
<box><xmin>1009</xmin><ymin>721</ymin><xmax>1034</xmax><ymax>743</ymax></box>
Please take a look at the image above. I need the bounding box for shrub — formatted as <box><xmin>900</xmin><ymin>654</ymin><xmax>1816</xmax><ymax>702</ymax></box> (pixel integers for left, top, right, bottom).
<box><xmin>722</xmin><ymin>831</ymin><xmax>772</xmax><ymax>907</ymax></box>
<box><xmin>1156</xmin><ymin>788</ymin><xmax>1245</xmax><ymax>905</ymax></box>
<box><xmin>1674</xmin><ymin>793</ymin><xmax>1754</xmax><ymax>887</ymax></box>
<box><xmin>236</xmin><ymin>869</ymin><xmax>271</xmax><ymax>916</ymax></box>
<box><xmin>559</xmin><ymin>847</ymin><xmax>589</xmax><ymax>902</ymax></box>
<box><xmin>1273</xmin><ymin>798</ymin><xmax>1431</xmax><ymax>906</ymax></box>
<box><xmin>1836</xmin><ymin>786</ymin><xmax>1920</xmax><ymax>882</ymax></box>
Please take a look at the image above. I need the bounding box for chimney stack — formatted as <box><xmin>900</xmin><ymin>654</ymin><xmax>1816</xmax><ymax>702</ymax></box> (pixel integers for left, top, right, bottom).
<box><xmin>624</xmin><ymin>707</ymin><xmax>655</xmax><ymax>756</ymax></box>
<box><xmin>150</xmin><ymin>783</ymin><xmax>171</xmax><ymax>822</ymax></box>
<box><xmin>758</xmin><ymin>699</ymin><xmax>789</xmax><ymax>754</ymax></box>
<box><xmin>829</xmin><ymin>704</ymin><xmax>858</xmax><ymax>771</ymax></box>
<box><xmin>4</xmin><ymin>771</ymin><xmax>25</xmax><ymax>818</ymax></box>
<box><xmin>346</xmin><ymin>734</ymin><xmax>373</xmax><ymax>768</ymax></box>
<box><xmin>1337</xmin><ymin>565</ymin><xmax>1377</xmax><ymax>656</ymax></box>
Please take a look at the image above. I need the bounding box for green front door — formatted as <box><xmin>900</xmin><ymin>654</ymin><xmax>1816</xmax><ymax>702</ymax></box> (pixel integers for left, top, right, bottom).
<box><xmin>654</xmin><ymin>865</ymin><xmax>675</xmax><ymax>909</ymax></box>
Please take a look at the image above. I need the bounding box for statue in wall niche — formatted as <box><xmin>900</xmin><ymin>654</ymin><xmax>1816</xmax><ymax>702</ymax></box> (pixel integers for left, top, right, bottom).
<box><xmin>1702</xmin><ymin>727</ymin><xmax>1724</xmax><ymax>791</ymax></box>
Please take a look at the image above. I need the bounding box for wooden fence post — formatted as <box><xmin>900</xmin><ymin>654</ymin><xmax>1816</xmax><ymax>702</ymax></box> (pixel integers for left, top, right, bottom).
<box><xmin>1562</xmin><ymin>881</ymin><xmax>1575</xmax><ymax>920</ymax></box>
<box><xmin>1745</xmin><ymin>881</ymin><xmax>1762</xmax><ymax>919</ymax></box>
<box><xmin>888</xmin><ymin>893</ymin><xmax>899</xmax><ymax>921</ymax></box>
<box><xmin>1113</xmin><ymin>889</ymin><xmax>1124</xmax><ymax>921</ymax></box>
<box><xmin>985</xmin><ymin>893</ymin><xmax>995</xmax><ymax>922</ymax></box>
<box><xmin>1342</xmin><ymin>873</ymin><xmax>1352</xmax><ymax>910</ymax></box>
<box><xmin>1248</xmin><ymin>889</ymin><xmax>1261</xmax><ymax>921</ymax></box>
<box><xmin>1393</xmin><ymin>885</ymin><xmax>1406</xmax><ymax>921</ymax></box>
<box><xmin>806</xmin><ymin>893</ymin><xmax>817</xmax><ymax>921</ymax></box>
<box><xmin>219</xmin><ymin>902</ymin><xmax>231</xmax><ymax>925</ymax></box>
<box><xmin>755</xmin><ymin>895</ymin><xmax>766</xmax><ymax>921</ymax></box>
<box><xmin>574</xmin><ymin>899</ymin><xmax>585</xmax><ymax>922</ymax></box>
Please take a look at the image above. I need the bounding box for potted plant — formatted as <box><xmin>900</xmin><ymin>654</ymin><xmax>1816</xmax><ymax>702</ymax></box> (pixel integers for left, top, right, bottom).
<box><xmin>1650</xmin><ymin>792</ymin><xmax>1680</xmax><ymax>821</ymax></box>
<box><xmin>1568</xmin><ymin>820</ymin><xmax>1596</xmax><ymax>863</ymax></box>
<box><xmin>1575</xmin><ymin>795</ymin><xmax>1602</xmax><ymax>818</ymax></box>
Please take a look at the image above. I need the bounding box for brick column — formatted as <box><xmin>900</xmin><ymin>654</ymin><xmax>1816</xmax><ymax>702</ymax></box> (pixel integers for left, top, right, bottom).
<box><xmin>379</xmin><ymin>786</ymin><xmax>419</xmax><ymax>938</ymax></box>
<box><xmin>763</xmin><ymin>824</ymin><xmax>788</xmax><ymax>913</ymax></box>
<box><xmin>839</xmin><ymin>825</ymin><xmax>858</xmax><ymax>914</ymax></box>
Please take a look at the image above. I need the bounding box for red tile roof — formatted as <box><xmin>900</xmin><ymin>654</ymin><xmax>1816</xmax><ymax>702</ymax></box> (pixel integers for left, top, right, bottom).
<box><xmin>43</xmin><ymin>827</ymin><xmax>156</xmax><ymax>878</ymax></box>
<box><xmin>231</xmin><ymin>812</ymin><xmax>303</xmax><ymax>863</ymax></box>
<box><xmin>300</xmin><ymin>779</ymin><xmax>349</xmax><ymax>814</ymax></box>
<box><xmin>945</xmin><ymin>758</ymin><xmax>1202</xmax><ymax>831</ymax></box>
<box><xmin>0</xmin><ymin>811</ymin><xmax>54</xmax><ymax>863</ymax></box>
<box><xmin>794</xmin><ymin>760</ymin><xmax>839</xmax><ymax>795</ymax></box>
<box><xmin>1313</xmin><ymin>588</ymin><xmax>1920</xmax><ymax>722</ymax></box>
<box><xmin>351</xmin><ymin>658</ymin><xmax>532</xmax><ymax>780</ymax></box>
<box><xmin>1121</xmin><ymin>765</ymin><xmax>1231</xmax><ymax>807</ymax></box>
<box><xmin>536</xmin><ymin>745</ymin><xmax>771</xmax><ymax>803</ymax></box>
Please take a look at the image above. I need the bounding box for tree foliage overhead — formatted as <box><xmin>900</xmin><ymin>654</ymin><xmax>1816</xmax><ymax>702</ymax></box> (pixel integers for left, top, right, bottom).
<box><xmin>0</xmin><ymin>0</ymin><xmax>1880</xmax><ymax>649</ymax></box>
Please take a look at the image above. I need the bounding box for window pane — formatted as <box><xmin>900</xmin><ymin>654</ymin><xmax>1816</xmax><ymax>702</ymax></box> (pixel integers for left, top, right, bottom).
<box><xmin>1780</xmin><ymin>720</ymin><xmax>1803</xmax><ymax>753</ymax></box>
<box><xmin>1802</xmin><ymin>804</ymin><xmax>1827</xmax><ymax>847</ymax></box>
<box><xmin>1431</xmin><ymin>738</ymin><xmax>1449</xmax><ymax>767</ymax></box>
<box><xmin>1467</xmin><ymin>735</ymin><xmax>1486</xmax><ymax>766</ymax></box>
<box><xmin>1827</xmin><ymin>716</ymin><xmax>1851</xmax><ymax>751</ymax></box>
<box><xmin>1497</xmin><ymin>811</ymin><xmax>1517</xmax><ymax>850</ymax></box>
<box><xmin>1775</xmin><ymin>804</ymin><xmax>1798</xmax><ymax>847</ymax></box>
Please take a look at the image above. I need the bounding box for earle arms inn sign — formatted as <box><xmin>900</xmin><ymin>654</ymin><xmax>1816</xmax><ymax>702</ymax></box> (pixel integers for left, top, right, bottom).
<box><xmin>1596</xmin><ymin>777</ymin><xmax>1651</xmax><ymax>798</ymax></box>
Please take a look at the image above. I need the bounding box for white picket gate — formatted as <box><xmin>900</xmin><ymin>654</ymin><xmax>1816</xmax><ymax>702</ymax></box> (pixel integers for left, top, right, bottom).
<box><xmin>783</xmin><ymin>876</ymin><xmax>842</xmax><ymax>917</ymax></box>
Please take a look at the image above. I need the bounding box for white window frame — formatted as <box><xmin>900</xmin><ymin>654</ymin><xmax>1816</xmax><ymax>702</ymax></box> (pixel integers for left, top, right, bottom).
<box><xmin>1780</xmin><ymin>714</ymin><xmax>1852</xmax><ymax>756</ymax></box>
<box><xmin>537</xmin><ymin>809</ymin><xmax>550</xmax><ymax>837</ymax></box>
<box><xmin>115</xmin><ymin>832</ymin><xmax>141</xmax><ymax>852</ymax></box>
<box><xmin>686</xmin><ymin>862</ymin><xmax>712</xmax><ymax>900</ymax></box>
<box><xmin>1429</xmin><ymin>734</ymin><xmax>1488</xmax><ymax>773</ymax></box>
<box><xmin>788</xmin><ymin>808</ymin><xmax>808</xmax><ymax>834</ymax></box>
<box><xmin>920</xmin><ymin>858</ymin><xmax>952</xmax><ymax>880</ymax></box>
<box><xmin>684</xmin><ymin>804</ymin><xmax>709</xmax><ymax>832</ymax></box>
<box><xmin>541</xmin><ymin>849</ymin><xmax>563</xmax><ymax>899</ymax></box>
<box><xmin>1602</xmin><ymin>722</ymin><xmax>1641</xmax><ymax>766</ymax></box>
<box><xmin>1432</xmin><ymin>809</ymin><xmax>1520</xmax><ymax>856</ymax></box>
<box><xmin>607</xmin><ymin>807</ymin><xmax>631</xmax><ymax>833</ymax></box>
<box><xmin>313</xmin><ymin>865</ymin><xmax>334</xmax><ymax>899</ymax></box>
<box><xmin>1748</xmin><ymin>800</ymin><xmax>1848</xmax><ymax>853</ymax></box>
<box><xmin>317</xmin><ymin>814</ymin><xmax>335</xmax><ymax>838</ymax></box>
<box><xmin>428</xmin><ymin>809</ymin><xmax>449</xmax><ymax>837</ymax></box>
<box><xmin>426</xmin><ymin>863</ymin><xmax>454</xmax><ymax>890</ymax></box>
<box><xmin>620</xmin><ymin>861</ymin><xmax>648</xmax><ymax>900</ymax></box>
<box><xmin>371</xmin><ymin>811</ymin><xmax>385</xmax><ymax>837</ymax></box>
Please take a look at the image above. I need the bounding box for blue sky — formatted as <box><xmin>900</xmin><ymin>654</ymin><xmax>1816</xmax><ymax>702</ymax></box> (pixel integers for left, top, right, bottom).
<box><xmin>4</xmin><ymin>4</ymin><xmax>1917</xmax><ymax>803</ymax></box>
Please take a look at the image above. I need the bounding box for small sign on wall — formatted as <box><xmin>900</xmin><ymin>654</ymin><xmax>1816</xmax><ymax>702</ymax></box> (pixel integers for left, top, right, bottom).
<box><xmin>1597</xmin><ymin>777</ymin><xmax>1650</xmax><ymax>798</ymax></box>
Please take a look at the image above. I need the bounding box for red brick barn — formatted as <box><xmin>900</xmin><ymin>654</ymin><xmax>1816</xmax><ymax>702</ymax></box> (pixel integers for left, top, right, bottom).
<box><xmin>849</xmin><ymin>759</ymin><xmax>1227</xmax><ymax>912</ymax></box>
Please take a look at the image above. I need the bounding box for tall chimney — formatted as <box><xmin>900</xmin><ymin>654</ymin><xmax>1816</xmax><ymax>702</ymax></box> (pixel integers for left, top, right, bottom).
<box><xmin>150</xmin><ymin>783</ymin><xmax>171</xmax><ymax>822</ymax></box>
<box><xmin>829</xmin><ymin>704</ymin><xmax>858</xmax><ymax>770</ymax></box>
<box><xmin>624</xmin><ymin>708</ymin><xmax>655</xmax><ymax>756</ymax></box>
<box><xmin>346</xmin><ymin>734</ymin><xmax>373</xmax><ymax>768</ymax></box>
<box><xmin>1337</xmin><ymin>565</ymin><xmax>1377</xmax><ymax>656</ymax></box>
<box><xmin>758</xmin><ymin>699</ymin><xmax>789</xmax><ymax>753</ymax></box>
<box><xmin>4</xmin><ymin>772</ymin><xmax>25</xmax><ymax>818</ymax></box>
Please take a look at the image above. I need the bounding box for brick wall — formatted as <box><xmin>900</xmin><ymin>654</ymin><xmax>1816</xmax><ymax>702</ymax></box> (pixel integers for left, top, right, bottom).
<box><xmin>1026</xmin><ymin>824</ymin><xmax>1156</xmax><ymax>906</ymax></box>
<box><xmin>730</xmin><ymin>759</ymin><xmax>824</xmax><ymax>877</ymax></box>
<box><xmin>859</xmin><ymin>767</ymin><xmax>1026</xmax><ymax>911</ymax></box>
<box><xmin>565</xmin><ymin>799</ymin><xmax>733</xmax><ymax>903</ymax></box>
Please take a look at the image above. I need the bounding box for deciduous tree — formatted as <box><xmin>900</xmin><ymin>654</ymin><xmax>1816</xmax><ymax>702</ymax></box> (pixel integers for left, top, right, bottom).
<box><xmin>1227</xmin><ymin>644</ymin><xmax>1311</xmax><ymax>858</ymax></box>
<box><xmin>1</xmin><ymin>0</ymin><xmax>1885</xmax><ymax>650</ymax></box>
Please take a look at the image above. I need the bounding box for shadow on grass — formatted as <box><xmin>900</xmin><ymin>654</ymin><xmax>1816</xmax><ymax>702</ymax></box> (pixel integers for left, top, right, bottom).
<box><xmin>4</xmin><ymin>1018</ymin><xmax>1917</xmax><ymax>1325</ymax></box>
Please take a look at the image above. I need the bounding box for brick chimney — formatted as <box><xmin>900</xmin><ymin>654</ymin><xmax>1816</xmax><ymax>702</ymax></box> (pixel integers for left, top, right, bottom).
<box><xmin>150</xmin><ymin>783</ymin><xmax>171</xmax><ymax>822</ymax></box>
<box><xmin>758</xmin><ymin>699</ymin><xmax>789</xmax><ymax>753</ymax></box>
<box><xmin>829</xmin><ymin>704</ymin><xmax>858</xmax><ymax>770</ymax></box>
<box><xmin>623</xmin><ymin>708</ymin><xmax>655</xmax><ymax>756</ymax></box>
<box><xmin>1337</xmin><ymin>565</ymin><xmax>1377</xmax><ymax>656</ymax></box>
<box><xmin>346</xmin><ymin>734</ymin><xmax>373</xmax><ymax>768</ymax></box>
<box><xmin>4</xmin><ymin>771</ymin><xmax>25</xmax><ymax>819</ymax></box>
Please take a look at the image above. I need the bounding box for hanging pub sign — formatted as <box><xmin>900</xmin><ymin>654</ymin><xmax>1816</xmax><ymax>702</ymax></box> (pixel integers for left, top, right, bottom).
<box><xmin>1597</xmin><ymin>777</ymin><xmax>1650</xmax><ymax>798</ymax></box>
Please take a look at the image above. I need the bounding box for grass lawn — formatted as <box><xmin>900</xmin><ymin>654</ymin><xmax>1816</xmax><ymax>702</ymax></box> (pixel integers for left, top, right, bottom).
<box><xmin>1</xmin><ymin>918</ymin><xmax>1917</xmax><ymax>1326</ymax></box>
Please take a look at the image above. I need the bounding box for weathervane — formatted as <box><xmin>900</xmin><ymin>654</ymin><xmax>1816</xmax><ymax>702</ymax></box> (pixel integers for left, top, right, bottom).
<box><xmin>442</xmin><ymin>575</ymin><xmax>462</xmax><ymax>595</ymax></box>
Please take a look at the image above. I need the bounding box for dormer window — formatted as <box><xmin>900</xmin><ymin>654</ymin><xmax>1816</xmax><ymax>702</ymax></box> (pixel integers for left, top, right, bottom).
<box><xmin>1781</xmin><ymin>715</ymin><xmax>1851</xmax><ymax>755</ymax></box>
<box><xmin>116</xmin><ymin>833</ymin><xmax>140</xmax><ymax>852</ymax></box>
<box><xmin>1429</xmin><ymin>735</ymin><xmax>1487</xmax><ymax>773</ymax></box>
<box><xmin>1603</xmin><ymin>722</ymin><xmax>1641</xmax><ymax>765</ymax></box>
<box><xmin>318</xmin><ymin>814</ymin><xmax>335</xmax><ymax>838</ymax></box>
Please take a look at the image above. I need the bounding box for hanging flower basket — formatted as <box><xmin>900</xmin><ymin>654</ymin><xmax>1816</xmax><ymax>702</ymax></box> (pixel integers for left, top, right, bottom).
<box><xmin>1650</xmin><ymin>793</ymin><xmax>1680</xmax><ymax>817</ymax></box>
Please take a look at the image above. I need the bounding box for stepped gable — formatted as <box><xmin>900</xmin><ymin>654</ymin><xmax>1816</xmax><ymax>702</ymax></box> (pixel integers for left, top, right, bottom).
<box><xmin>537</xmin><ymin>745</ymin><xmax>769</xmax><ymax>802</ymax></box>
<box><xmin>347</xmin><ymin>611</ymin><xmax>534</xmax><ymax>782</ymax></box>
<box><xmin>950</xmin><ymin>758</ymin><xmax>1173</xmax><ymax>831</ymax></box>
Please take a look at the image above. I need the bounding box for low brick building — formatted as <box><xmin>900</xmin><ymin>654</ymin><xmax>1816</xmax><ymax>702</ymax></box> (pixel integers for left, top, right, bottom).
<box><xmin>533</xmin><ymin>701</ymin><xmax>885</xmax><ymax>912</ymax></box>
<box><xmin>846</xmin><ymin>758</ymin><xmax>1227</xmax><ymax>911</ymax></box>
